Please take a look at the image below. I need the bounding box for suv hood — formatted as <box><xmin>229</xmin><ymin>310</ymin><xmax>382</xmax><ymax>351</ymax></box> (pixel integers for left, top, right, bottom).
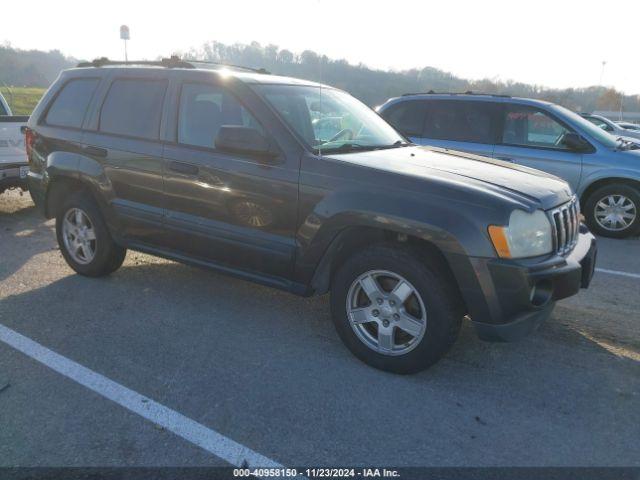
<box><xmin>328</xmin><ymin>145</ymin><xmax>573</xmax><ymax>210</ymax></box>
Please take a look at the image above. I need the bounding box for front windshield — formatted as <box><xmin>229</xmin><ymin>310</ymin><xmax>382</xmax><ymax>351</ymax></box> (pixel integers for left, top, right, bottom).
<box><xmin>255</xmin><ymin>85</ymin><xmax>406</xmax><ymax>153</ymax></box>
<box><xmin>552</xmin><ymin>106</ymin><xmax>620</xmax><ymax>149</ymax></box>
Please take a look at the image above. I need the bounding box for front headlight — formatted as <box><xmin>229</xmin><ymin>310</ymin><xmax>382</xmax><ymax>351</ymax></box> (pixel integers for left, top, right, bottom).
<box><xmin>488</xmin><ymin>210</ymin><xmax>553</xmax><ymax>259</ymax></box>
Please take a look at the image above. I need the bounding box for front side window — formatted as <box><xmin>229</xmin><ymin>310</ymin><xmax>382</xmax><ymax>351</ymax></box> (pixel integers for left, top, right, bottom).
<box><xmin>99</xmin><ymin>79</ymin><xmax>167</xmax><ymax>140</ymax></box>
<box><xmin>550</xmin><ymin>105</ymin><xmax>618</xmax><ymax>149</ymax></box>
<box><xmin>501</xmin><ymin>105</ymin><xmax>571</xmax><ymax>149</ymax></box>
<box><xmin>0</xmin><ymin>100</ymin><xmax>7</xmax><ymax>116</ymax></box>
<box><xmin>423</xmin><ymin>100</ymin><xmax>495</xmax><ymax>144</ymax></box>
<box><xmin>254</xmin><ymin>85</ymin><xmax>405</xmax><ymax>154</ymax></box>
<box><xmin>382</xmin><ymin>101</ymin><xmax>427</xmax><ymax>136</ymax></box>
<box><xmin>45</xmin><ymin>78</ymin><xmax>100</xmax><ymax>128</ymax></box>
<box><xmin>178</xmin><ymin>83</ymin><xmax>263</xmax><ymax>149</ymax></box>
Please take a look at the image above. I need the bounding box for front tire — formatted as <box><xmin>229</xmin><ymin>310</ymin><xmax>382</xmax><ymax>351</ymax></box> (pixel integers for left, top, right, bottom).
<box><xmin>330</xmin><ymin>244</ymin><xmax>463</xmax><ymax>374</ymax></box>
<box><xmin>584</xmin><ymin>184</ymin><xmax>640</xmax><ymax>238</ymax></box>
<box><xmin>55</xmin><ymin>192</ymin><xmax>126</xmax><ymax>277</ymax></box>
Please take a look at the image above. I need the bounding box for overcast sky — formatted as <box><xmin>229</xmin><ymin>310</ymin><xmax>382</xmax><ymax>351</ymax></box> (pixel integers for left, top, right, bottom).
<box><xmin>3</xmin><ymin>0</ymin><xmax>639</xmax><ymax>94</ymax></box>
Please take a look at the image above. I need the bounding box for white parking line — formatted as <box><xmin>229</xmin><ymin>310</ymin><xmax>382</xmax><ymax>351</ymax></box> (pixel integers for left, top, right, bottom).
<box><xmin>595</xmin><ymin>268</ymin><xmax>640</xmax><ymax>280</ymax></box>
<box><xmin>0</xmin><ymin>323</ymin><xmax>283</xmax><ymax>469</ymax></box>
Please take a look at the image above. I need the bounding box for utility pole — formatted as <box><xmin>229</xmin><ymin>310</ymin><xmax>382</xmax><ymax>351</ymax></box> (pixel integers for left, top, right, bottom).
<box><xmin>120</xmin><ymin>25</ymin><xmax>130</xmax><ymax>62</ymax></box>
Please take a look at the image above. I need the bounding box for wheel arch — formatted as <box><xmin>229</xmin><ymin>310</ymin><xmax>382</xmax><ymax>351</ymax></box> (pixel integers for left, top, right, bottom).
<box><xmin>579</xmin><ymin>176</ymin><xmax>640</xmax><ymax>209</ymax></box>
<box><xmin>309</xmin><ymin>225</ymin><xmax>467</xmax><ymax>315</ymax></box>
<box><xmin>43</xmin><ymin>152</ymin><xmax>112</xmax><ymax>219</ymax></box>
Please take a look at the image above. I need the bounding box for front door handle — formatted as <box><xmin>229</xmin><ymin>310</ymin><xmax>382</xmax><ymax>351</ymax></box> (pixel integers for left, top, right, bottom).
<box><xmin>168</xmin><ymin>161</ymin><xmax>199</xmax><ymax>175</ymax></box>
<box><xmin>84</xmin><ymin>145</ymin><xmax>108</xmax><ymax>158</ymax></box>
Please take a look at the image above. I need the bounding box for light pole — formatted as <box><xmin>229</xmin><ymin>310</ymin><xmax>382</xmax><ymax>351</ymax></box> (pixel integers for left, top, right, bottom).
<box><xmin>599</xmin><ymin>60</ymin><xmax>607</xmax><ymax>85</ymax></box>
<box><xmin>120</xmin><ymin>25</ymin><xmax>130</xmax><ymax>62</ymax></box>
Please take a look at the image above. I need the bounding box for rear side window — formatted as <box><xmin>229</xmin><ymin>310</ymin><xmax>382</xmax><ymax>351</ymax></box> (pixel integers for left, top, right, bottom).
<box><xmin>382</xmin><ymin>101</ymin><xmax>426</xmax><ymax>136</ymax></box>
<box><xmin>45</xmin><ymin>78</ymin><xmax>100</xmax><ymax>128</ymax></box>
<box><xmin>423</xmin><ymin>100</ymin><xmax>496</xmax><ymax>144</ymax></box>
<box><xmin>99</xmin><ymin>79</ymin><xmax>167</xmax><ymax>140</ymax></box>
<box><xmin>178</xmin><ymin>83</ymin><xmax>263</xmax><ymax>149</ymax></box>
<box><xmin>0</xmin><ymin>101</ymin><xmax>7</xmax><ymax>116</ymax></box>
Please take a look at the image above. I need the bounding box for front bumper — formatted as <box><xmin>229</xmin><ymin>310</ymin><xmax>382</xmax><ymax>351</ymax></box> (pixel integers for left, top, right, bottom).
<box><xmin>457</xmin><ymin>226</ymin><xmax>596</xmax><ymax>342</ymax></box>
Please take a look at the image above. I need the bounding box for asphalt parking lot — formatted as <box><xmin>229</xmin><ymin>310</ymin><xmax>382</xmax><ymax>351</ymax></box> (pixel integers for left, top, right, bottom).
<box><xmin>0</xmin><ymin>189</ymin><xmax>639</xmax><ymax>468</ymax></box>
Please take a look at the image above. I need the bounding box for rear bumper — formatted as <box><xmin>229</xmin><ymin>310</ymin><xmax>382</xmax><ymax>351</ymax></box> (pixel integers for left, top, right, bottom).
<box><xmin>0</xmin><ymin>164</ymin><xmax>29</xmax><ymax>193</ymax></box>
<box><xmin>451</xmin><ymin>226</ymin><xmax>597</xmax><ymax>342</ymax></box>
<box><xmin>26</xmin><ymin>171</ymin><xmax>46</xmax><ymax>213</ymax></box>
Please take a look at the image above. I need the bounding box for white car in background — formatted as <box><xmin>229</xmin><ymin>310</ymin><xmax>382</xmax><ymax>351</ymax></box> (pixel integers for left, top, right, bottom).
<box><xmin>616</xmin><ymin>121</ymin><xmax>640</xmax><ymax>132</ymax></box>
<box><xmin>0</xmin><ymin>91</ymin><xmax>29</xmax><ymax>194</ymax></box>
<box><xmin>581</xmin><ymin>113</ymin><xmax>640</xmax><ymax>141</ymax></box>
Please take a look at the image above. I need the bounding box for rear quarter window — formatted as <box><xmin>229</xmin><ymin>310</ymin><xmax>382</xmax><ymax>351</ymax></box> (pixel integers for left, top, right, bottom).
<box><xmin>45</xmin><ymin>78</ymin><xmax>100</xmax><ymax>128</ymax></box>
<box><xmin>99</xmin><ymin>79</ymin><xmax>168</xmax><ymax>140</ymax></box>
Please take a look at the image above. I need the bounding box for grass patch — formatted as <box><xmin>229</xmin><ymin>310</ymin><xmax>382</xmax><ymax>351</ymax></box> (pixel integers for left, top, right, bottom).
<box><xmin>0</xmin><ymin>87</ymin><xmax>47</xmax><ymax>115</ymax></box>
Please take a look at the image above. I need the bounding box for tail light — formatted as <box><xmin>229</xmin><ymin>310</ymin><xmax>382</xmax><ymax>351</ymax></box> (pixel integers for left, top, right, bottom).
<box><xmin>25</xmin><ymin>128</ymin><xmax>36</xmax><ymax>160</ymax></box>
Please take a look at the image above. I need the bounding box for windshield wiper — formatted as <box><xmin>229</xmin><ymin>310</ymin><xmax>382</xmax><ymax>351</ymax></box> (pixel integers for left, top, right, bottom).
<box><xmin>316</xmin><ymin>143</ymin><xmax>377</xmax><ymax>154</ymax></box>
<box><xmin>615</xmin><ymin>137</ymin><xmax>635</xmax><ymax>151</ymax></box>
<box><xmin>316</xmin><ymin>140</ymin><xmax>412</xmax><ymax>154</ymax></box>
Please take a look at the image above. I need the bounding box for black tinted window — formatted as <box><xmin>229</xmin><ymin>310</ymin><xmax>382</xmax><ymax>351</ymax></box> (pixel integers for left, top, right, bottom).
<box><xmin>99</xmin><ymin>79</ymin><xmax>167</xmax><ymax>139</ymax></box>
<box><xmin>382</xmin><ymin>101</ymin><xmax>426</xmax><ymax>136</ymax></box>
<box><xmin>423</xmin><ymin>100</ymin><xmax>495</xmax><ymax>144</ymax></box>
<box><xmin>45</xmin><ymin>79</ymin><xmax>99</xmax><ymax>128</ymax></box>
<box><xmin>178</xmin><ymin>83</ymin><xmax>263</xmax><ymax>149</ymax></box>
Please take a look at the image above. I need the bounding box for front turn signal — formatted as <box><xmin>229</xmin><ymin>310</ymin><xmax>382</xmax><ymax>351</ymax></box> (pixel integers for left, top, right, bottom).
<box><xmin>488</xmin><ymin>225</ymin><xmax>512</xmax><ymax>259</ymax></box>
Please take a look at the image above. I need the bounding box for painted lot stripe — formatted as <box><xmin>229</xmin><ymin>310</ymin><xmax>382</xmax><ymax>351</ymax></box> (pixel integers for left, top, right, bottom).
<box><xmin>595</xmin><ymin>268</ymin><xmax>640</xmax><ymax>280</ymax></box>
<box><xmin>0</xmin><ymin>323</ymin><xmax>283</xmax><ymax>469</ymax></box>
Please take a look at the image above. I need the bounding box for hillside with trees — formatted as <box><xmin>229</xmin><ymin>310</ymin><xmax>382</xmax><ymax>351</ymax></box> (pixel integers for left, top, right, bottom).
<box><xmin>0</xmin><ymin>43</ymin><xmax>75</xmax><ymax>87</ymax></box>
<box><xmin>1</xmin><ymin>41</ymin><xmax>639</xmax><ymax>114</ymax></box>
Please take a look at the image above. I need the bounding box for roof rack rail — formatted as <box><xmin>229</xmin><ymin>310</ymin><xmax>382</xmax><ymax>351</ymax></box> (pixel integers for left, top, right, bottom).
<box><xmin>185</xmin><ymin>59</ymin><xmax>270</xmax><ymax>75</ymax></box>
<box><xmin>77</xmin><ymin>56</ymin><xmax>195</xmax><ymax>69</ymax></box>
<box><xmin>76</xmin><ymin>56</ymin><xmax>270</xmax><ymax>74</ymax></box>
<box><xmin>401</xmin><ymin>91</ymin><xmax>511</xmax><ymax>98</ymax></box>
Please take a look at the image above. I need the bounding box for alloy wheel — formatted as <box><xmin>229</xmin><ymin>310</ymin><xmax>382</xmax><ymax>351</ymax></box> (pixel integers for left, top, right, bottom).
<box><xmin>346</xmin><ymin>270</ymin><xmax>427</xmax><ymax>356</ymax></box>
<box><xmin>62</xmin><ymin>208</ymin><xmax>97</xmax><ymax>264</ymax></box>
<box><xmin>594</xmin><ymin>194</ymin><xmax>637</xmax><ymax>232</ymax></box>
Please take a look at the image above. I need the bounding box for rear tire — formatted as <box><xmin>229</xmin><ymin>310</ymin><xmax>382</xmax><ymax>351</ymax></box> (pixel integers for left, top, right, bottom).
<box><xmin>584</xmin><ymin>184</ymin><xmax>640</xmax><ymax>238</ymax></box>
<box><xmin>330</xmin><ymin>244</ymin><xmax>463</xmax><ymax>374</ymax></box>
<box><xmin>55</xmin><ymin>192</ymin><xmax>126</xmax><ymax>277</ymax></box>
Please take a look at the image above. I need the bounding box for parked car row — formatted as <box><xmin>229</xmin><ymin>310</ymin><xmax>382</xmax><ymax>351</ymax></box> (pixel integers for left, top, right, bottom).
<box><xmin>0</xmin><ymin>92</ymin><xmax>29</xmax><ymax>194</ymax></box>
<box><xmin>580</xmin><ymin>113</ymin><xmax>640</xmax><ymax>141</ymax></box>
<box><xmin>377</xmin><ymin>94</ymin><xmax>640</xmax><ymax>238</ymax></box>
<box><xmin>23</xmin><ymin>58</ymin><xmax>597</xmax><ymax>373</ymax></box>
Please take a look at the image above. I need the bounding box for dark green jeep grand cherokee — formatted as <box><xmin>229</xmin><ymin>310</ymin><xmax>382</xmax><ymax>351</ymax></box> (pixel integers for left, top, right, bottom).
<box><xmin>25</xmin><ymin>58</ymin><xmax>597</xmax><ymax>373</ymax></box>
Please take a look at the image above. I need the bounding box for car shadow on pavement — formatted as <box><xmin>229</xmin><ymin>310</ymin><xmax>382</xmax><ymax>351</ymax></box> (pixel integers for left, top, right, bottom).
<box><xmin>0</xmin><ymin>193</ymin><xmax>55</xmax><ymax>283</ymax></box>
<box><xmin>1</xmin><ymin>259</ymin><xmax>639</xmax><ymax>466</ymax></box>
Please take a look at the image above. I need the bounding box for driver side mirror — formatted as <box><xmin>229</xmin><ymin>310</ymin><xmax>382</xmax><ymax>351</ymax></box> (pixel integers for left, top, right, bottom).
<box><xmin>215</xmin><ymin>126</ymin><xmax>278</xmax><ymax>161</ymax></box>
<box><xmin>561</xmin><ymin>132</ymin><xmax>592</xmax><ymax>152</ymax></box>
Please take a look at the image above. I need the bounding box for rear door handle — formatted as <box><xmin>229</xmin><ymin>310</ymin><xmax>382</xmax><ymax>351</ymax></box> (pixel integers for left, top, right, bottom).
<box><xmin>84</xmin><ymin>145</ymin><xmax>108</xmax><ymax>158</ymax></box>
<box><xmin>496</xmin><ymin>155</ymin><xmax>514</xmax><ymax>163</ymax></box>
<box><xmin>168</xmin><ymin>161</ymin><xmax>199</xmax><ymax>175</ymax></box>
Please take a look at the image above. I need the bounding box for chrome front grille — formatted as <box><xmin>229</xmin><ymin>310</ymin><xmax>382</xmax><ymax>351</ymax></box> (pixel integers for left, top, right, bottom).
<box><xmin>549</xmin><ymin>197</ymin><xmax>580</xmax><ymax>255</ymax></box>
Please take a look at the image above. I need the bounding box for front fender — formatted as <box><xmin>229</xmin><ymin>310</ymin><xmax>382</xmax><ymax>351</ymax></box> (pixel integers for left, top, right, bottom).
<box><xmin>294</xmin><ymin>189</ymin><xmax>499</xmax><ymax>289</ymax></box>
<box><xmin>577</xmin><ymin>168</ymin><xmax>640</xmax><ymax>198</ymax></box>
